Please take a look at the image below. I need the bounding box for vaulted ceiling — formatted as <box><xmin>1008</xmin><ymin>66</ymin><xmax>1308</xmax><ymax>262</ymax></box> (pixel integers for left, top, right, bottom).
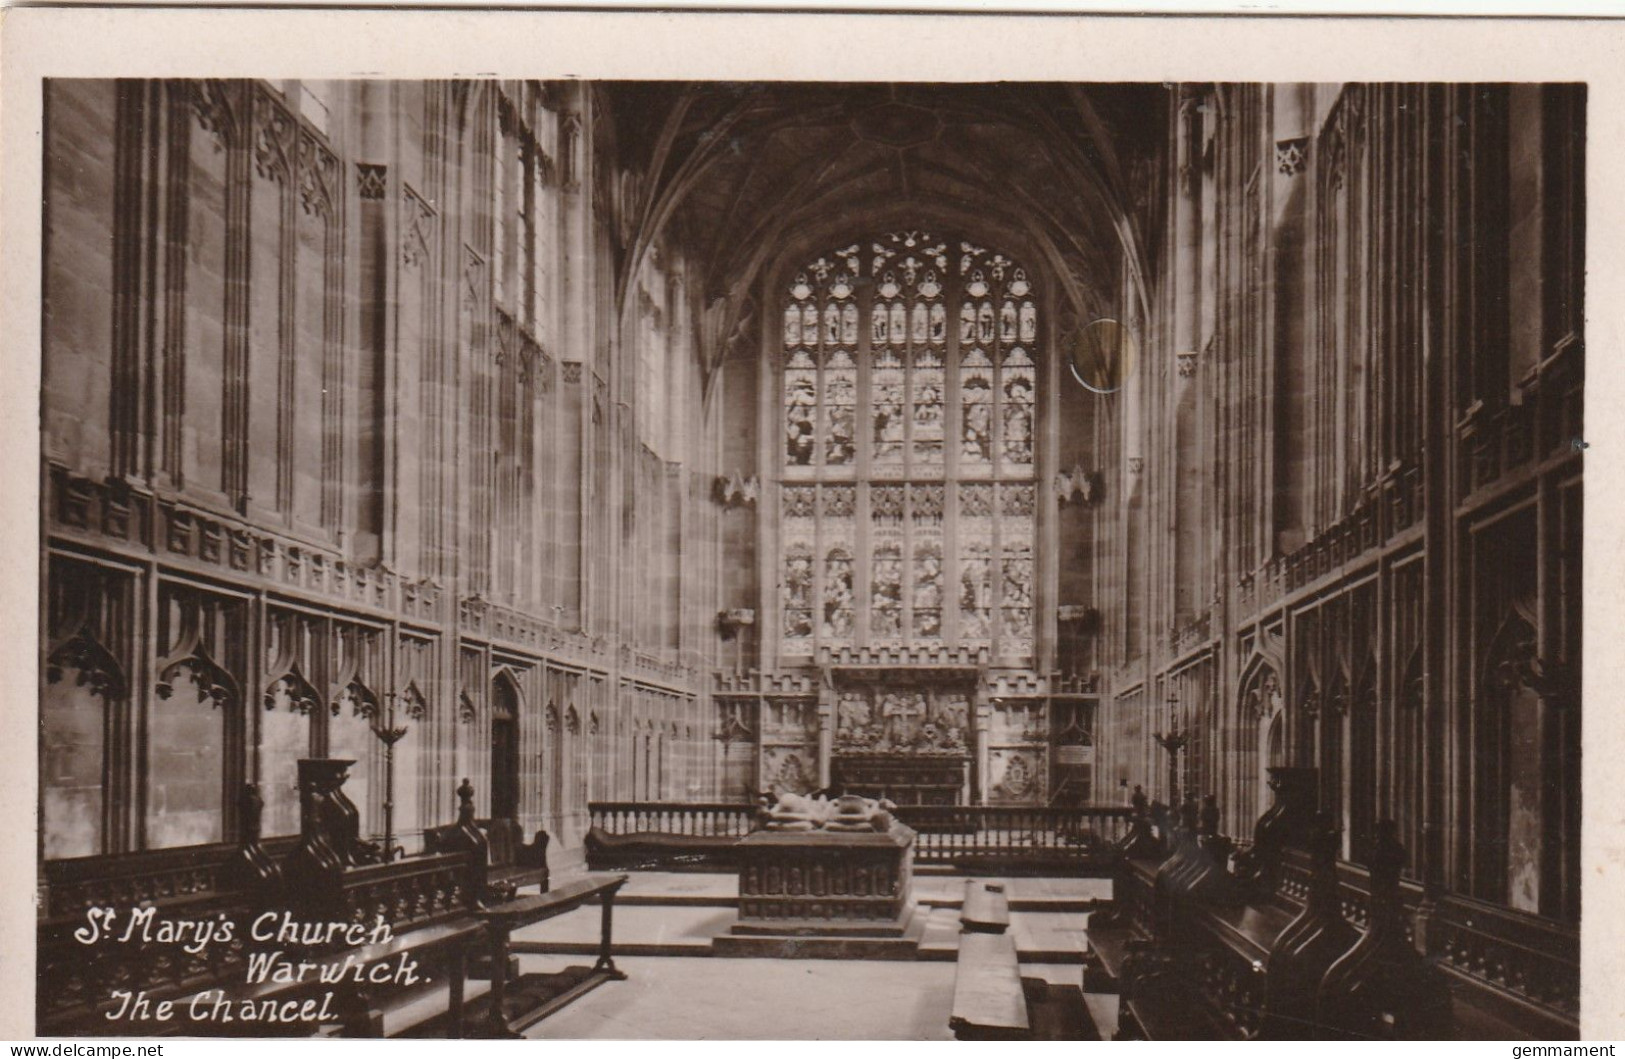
<box><xmin>595</xmin><ymin>82</ymin><xmax>1168</xmax><ymax>374</ymax></box>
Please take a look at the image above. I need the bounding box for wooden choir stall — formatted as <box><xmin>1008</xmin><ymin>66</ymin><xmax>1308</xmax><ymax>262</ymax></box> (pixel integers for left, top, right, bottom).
<box><xmin>36</xmin><ymin>760</ymin><xmax>628</xmax><ymax>1038</ymax></box>
<box><xmin>1083</xmin><ymin>769</ymin><xmax>1580</xmax><ymax>1041</ymax></box>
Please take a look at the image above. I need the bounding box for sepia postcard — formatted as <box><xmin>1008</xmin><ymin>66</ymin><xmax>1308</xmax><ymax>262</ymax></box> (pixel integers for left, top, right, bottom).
<box><xmin>2</xmin><ymin>6</ymin><xmax>1622</xmax><ymax>1044</ymax></box>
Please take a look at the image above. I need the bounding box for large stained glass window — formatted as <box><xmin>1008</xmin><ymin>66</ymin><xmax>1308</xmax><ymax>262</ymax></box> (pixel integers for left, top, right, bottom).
<box><xmin>778</xmin><ymin>231</ymin><xmax>1042</xmax><ymax>660</ymax></box>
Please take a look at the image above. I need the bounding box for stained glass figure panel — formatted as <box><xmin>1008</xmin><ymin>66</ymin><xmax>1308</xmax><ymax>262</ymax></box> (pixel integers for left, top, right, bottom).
<box><xmin>912</xmin><ymin>346</ymin><xmax>945</xmax><ymax>467</ymax></box>
<box><xmin>824</xmin><ymin>545</ymin><xmax>854</xmax><ymax>639</ymax></box>
<box><xmin>959</xmin><ymin>482</ymin><xmax>994</xmax><ymax>645</ymax></box>
<box><xmin>911</xmin><ymin>483</ymin><xmax>945</xmax><ymax>639</ymax></box>
<box><xmin>872</xmin><ymin>347</ymin><xmax>906</xmax><ymax>471</ymax></box>
<box><xmin>913</xmin><ymin>542</ymin><xmax>944</xmax><ymax>639</ymax></box>
<box><xmin>821</xmin><ymin>485</ymin><xmax>857</xmax><ymax>645</ymax></box>
<box><xmin>824</xmin><ymin>348</ymin><xmax>857</xmax><ymax>466</ymax></box>
<box><xmin>781</xmin><ymin>485</ymin><xmax>817</xmax><ymax>650</ymax></box>
<box><xmin>785</xmin><ymin>349</ymin><xmax>817</xmax><ymax>469</ymax></box>
<box><xmin>1001</xmin><ymin>346</ymin><xmax>1036</xmax><ymax>468</ymax></box>
<box><xmin>961</xmin><ymin>347</ymin><xmax>994</xmax><ymax>466</ymax></box>
<box><xmin>871</xmin><ymin>485</ymin><xmax>905</xmax><ymax>643</ymax></box>
<box><xmin>998</xmin><ymin>482</ymin><xmax>1036</xmax><ymax>655</ymax></box>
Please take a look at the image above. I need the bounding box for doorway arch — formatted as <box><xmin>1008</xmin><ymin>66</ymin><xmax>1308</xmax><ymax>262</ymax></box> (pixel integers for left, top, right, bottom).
<box><xmin>490</xmin><ymin>669</ymin><xmax>523</xmax><ymax>820</ymax></box>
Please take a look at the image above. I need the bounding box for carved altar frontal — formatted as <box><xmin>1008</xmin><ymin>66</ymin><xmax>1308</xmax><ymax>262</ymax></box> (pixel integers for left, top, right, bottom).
<box><xmin>830</xmin><ymin>754</ymin><xmax>970</xmax><ymax>807</ymax></box>
<box><xmin>732</xmin><ymin>822</ymin><xmax>917</xmax><ymax>936</ymax></box>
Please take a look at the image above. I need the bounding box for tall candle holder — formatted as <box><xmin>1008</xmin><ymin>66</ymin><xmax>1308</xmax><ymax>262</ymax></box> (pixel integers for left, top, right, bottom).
<box><xmin>1152</xmin><ymin>726</ymin><xmax>1190</xmax><ymax>806</ymax></box>
<box><xmin>355</xmin><ymin>689</ymin><xmax>425</xmax><ymax>862</ymax></box>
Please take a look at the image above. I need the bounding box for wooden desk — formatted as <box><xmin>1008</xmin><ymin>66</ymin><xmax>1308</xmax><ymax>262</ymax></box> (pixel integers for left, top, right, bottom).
<box><xmin>950</xmin><ymin>932</ymin><xmax>1030</xmax><ymax>1040</ymax></box>
<box><xmin>960</xmin><ymin>880</ymin><xmax>1012</xmax><ymax>934</ymax></box>
<box><xmin>475</xmin><ymin>874</ymin><xmax>629</xmax><ymax>1037</ymax></box>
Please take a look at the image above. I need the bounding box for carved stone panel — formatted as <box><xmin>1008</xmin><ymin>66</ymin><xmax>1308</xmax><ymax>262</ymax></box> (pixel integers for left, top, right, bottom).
<box><xmin>831</xmin><ymin>686</ymin><xmax>969</xmax><ymax>754</ymax></box>
<box><xmin>989</xmin><ymin>747</ymin><xmax>1047</xmax><ymax>805</ymax></box>
<box><xmin>761</xmin><ymin>745</ymin><xmax>817</xmax><ymax>796</ymax></box>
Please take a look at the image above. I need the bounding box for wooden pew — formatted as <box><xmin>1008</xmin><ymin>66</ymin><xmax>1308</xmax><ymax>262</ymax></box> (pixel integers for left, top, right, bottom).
<box><xmin>949</xmin><ymin>932</ymin><xmax>1031</xmax><ymax>1041</ymax></box>
<box><xmin>425</xmin><ymin>816</ymin><xmax>550</xmax><ymax>901</ymax></box>
<box><xmin>168</xmin><ymin>914</ymin><xmax>487</xmax><ymax>1038</ymax></box>
<box><xmin>174</xmin><ymin>768</ymin><xmax>496</xmax><ymax>1039</ymax></box>
<box><xmin>38</xmin><ymin>768</ymin><xmax>499</xmax><ymax>1039</ymax></box>
<box><xmin>481</xmin><ymin>818</ymin><xmax>550</xmax><ymax>896</ymax></box>
<box><xmin>583</xmin><ymin>825</ymin><xmax>741</xmax><ymax>872</ymax></box>
<box><xmin>960</xmin><ymin>880</ymin><xmax>1011</xmax><ymax>934</ymax></box>
<box><xmin>1085</xmin><ymin>781</ymin><xmax>1579</xmax><ymax>1041</ymax></box>
<box><xmin>36</xmin><ymin>785</ymin><xmax>298</xmax><ymax>1036</ymax></box>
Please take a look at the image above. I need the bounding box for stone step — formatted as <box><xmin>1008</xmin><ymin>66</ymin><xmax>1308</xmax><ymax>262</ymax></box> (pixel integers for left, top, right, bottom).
<box><xmin>950</xmin><ymin>933</ymin><xmax>1029</xmax><ymax>1040</ymax></box>
<box><xmin>510</xmin><ymin>884</ymin><xmax>1093</xmax><ymax>964</ymax></box>
<box><xmin>597</xmin><ymin>869</ymin><xmax>1110</xmax><ymax>912</ymax></box>
<box><xmin>918</xmin><ymin>906</ymin><xmax>965</xmax><ymax>961</ymax></box>
<box><xmin>710</xmin><ymin>905</ymin><xmax>928</xmax><ymax>960</ymax></box>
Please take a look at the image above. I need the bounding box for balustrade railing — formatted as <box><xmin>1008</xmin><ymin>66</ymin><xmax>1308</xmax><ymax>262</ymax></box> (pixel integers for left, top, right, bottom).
<box><xmin>895</xmin><ymin>804</ymin><xmax>1134</xmax><ymax>864</ymax></box>
<box><xmin>586</xmin><ymin>800</ymin><xmax>1133</xmax><ymax>864</ymax></box>
<box><xmin>588</xmin><ymin>801</ymin><xmax>757</xmax><ymax>838</ymax></box>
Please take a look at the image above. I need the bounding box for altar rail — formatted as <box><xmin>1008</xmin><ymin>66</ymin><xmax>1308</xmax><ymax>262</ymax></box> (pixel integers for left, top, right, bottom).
<box><xmin>585</xmin><ymin>801</ymin><xmax>1133</xmax><ymax>871</ymax></box>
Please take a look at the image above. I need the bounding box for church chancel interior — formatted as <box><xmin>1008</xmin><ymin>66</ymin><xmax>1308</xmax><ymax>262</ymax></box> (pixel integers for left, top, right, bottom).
<box><xmin>38</xmin><ymin>79</ymin><xmax>1583</xmax><ymax>1040</ymax></box>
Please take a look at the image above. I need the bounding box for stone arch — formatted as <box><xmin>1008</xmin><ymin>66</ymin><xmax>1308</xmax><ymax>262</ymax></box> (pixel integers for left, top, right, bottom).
<box><xmin>492</xmin><ymin>666</ymin><xmax>526</xmax><ymax>716</ymax></box>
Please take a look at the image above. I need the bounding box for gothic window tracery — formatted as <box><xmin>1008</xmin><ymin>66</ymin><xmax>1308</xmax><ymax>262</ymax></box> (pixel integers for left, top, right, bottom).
<box><xmin>778</xmin><ymin>231</ymin><xmax>1041</xmax><ymax>659</ymax></box>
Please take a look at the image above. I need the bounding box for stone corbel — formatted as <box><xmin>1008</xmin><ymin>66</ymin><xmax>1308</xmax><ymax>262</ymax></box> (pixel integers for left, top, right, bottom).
<box><xmin>714</xmin><ymin>470</ymin><xmax>759</xmax><ymax>509</ymax></box>
<box><xmin>1275</xmin><ymin>136</ymin><xmax>1309</xmax><ymax>177</ymax></box>
<box><xmin>1055</xmin><ymin>463</ymin><xmax>1102</xmax><ymax>507</ymax></box>
<box><xmin>716</xmin><ymin>608</ymin><xmax>755</xmax><ymax>640</ymax></box>
<box><xmin>355</xmin><ymin>162</ymin><xmax>387</xmax><ymax>201</ymax></box>
<box><xmin>713</xmin><ymin>700</ymin><xmax>755</xmax><ymax>746</ymax></box>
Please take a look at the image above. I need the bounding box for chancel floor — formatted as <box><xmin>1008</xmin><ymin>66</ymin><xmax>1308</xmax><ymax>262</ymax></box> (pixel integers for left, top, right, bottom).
<box><xmin>520</xmin><ymin>955</ymin><xmax>961</xmax><ymax>1040</ymax></box>
<box><xmin>508</xmin><ymin>871</ymin><xmax>1114</xmax><ymax>1040</ymax></box>
<box><xmin>518</xmin><ymin>953</ymin><xmax>1119</xmax><ymax>1040</ymax></box>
